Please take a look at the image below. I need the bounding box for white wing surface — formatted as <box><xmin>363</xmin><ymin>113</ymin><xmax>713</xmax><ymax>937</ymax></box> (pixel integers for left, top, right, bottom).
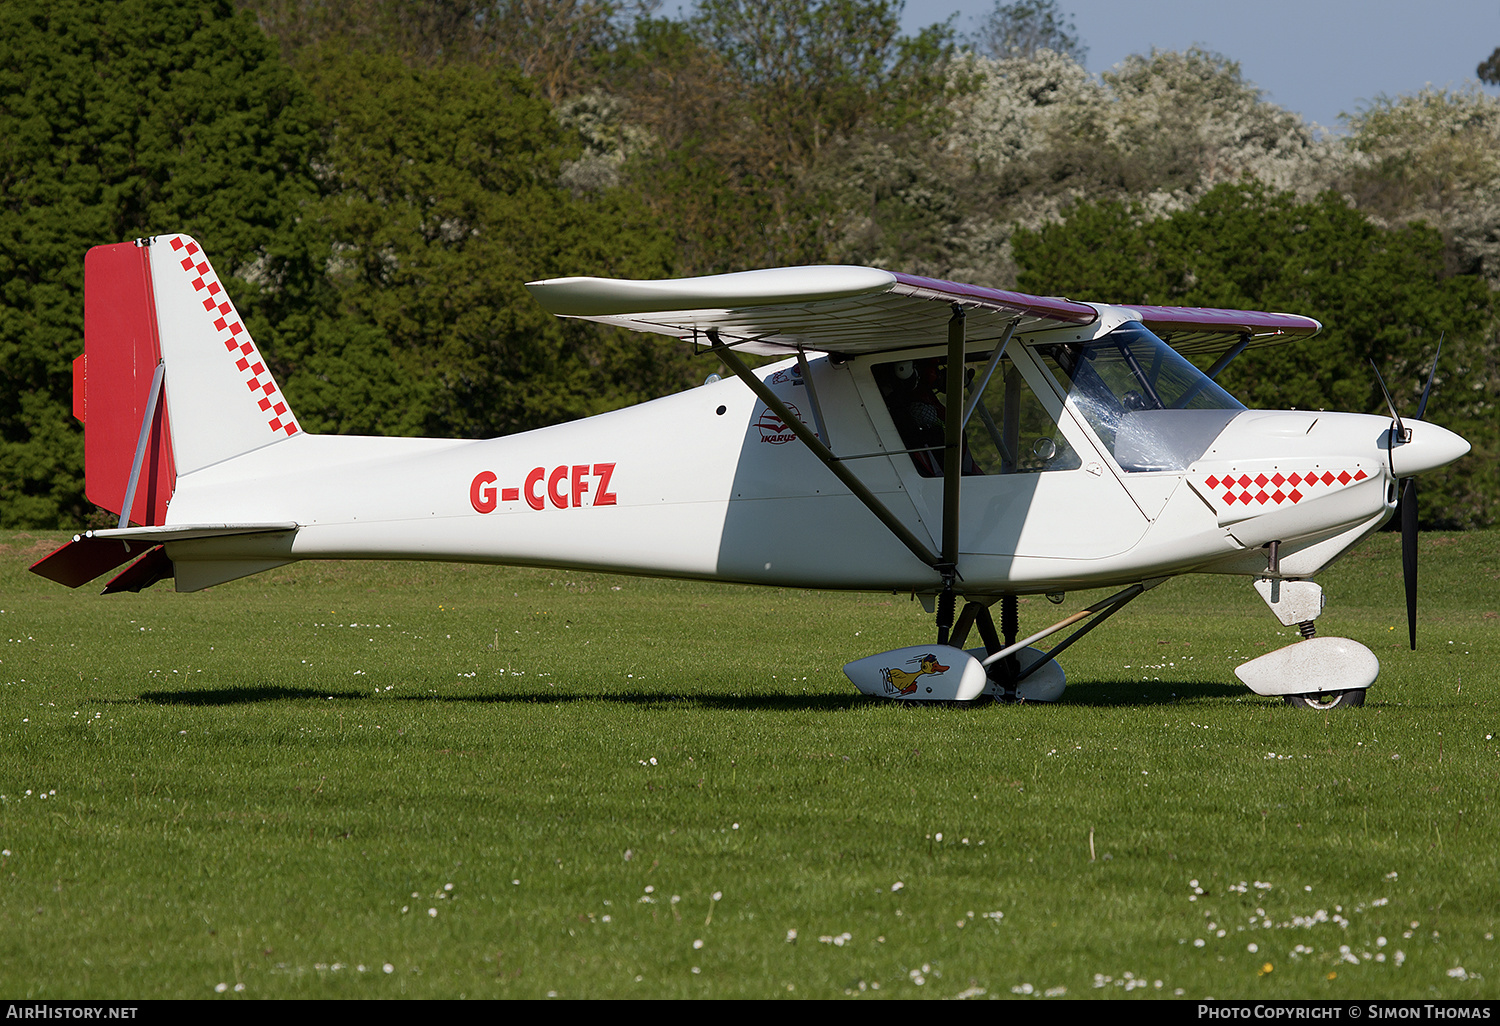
<box><xmin>527</xmin><ymin>266</ymin><xmax>1320</xmax><ymax>357</ymax></box>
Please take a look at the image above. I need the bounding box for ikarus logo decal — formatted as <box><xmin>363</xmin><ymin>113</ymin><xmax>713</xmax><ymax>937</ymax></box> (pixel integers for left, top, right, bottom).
<box><xmin>757</xmin><ymin>402</ymin><xmax>800</xmax><ymax>445</ymax></box>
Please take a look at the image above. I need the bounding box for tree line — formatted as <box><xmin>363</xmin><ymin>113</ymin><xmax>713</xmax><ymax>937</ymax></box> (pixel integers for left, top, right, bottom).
<box><xmin>2</xmin><ymin>0</ymin><xmax>1495</xmax><ymax>529</ymax></box>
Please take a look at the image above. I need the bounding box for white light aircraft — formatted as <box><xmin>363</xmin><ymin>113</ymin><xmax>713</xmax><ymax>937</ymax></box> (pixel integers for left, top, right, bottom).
<box><xmin>33</xmin><ymin>235</ymin><xmax>1471</xmax><ymax>708</ymax></box>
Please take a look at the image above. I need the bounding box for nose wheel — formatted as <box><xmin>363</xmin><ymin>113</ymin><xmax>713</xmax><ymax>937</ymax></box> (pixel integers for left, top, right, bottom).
<box><xmin>1283</xmin><ymin>689</ymin><xmax>1366</xmax><ymax>710</ymax></box>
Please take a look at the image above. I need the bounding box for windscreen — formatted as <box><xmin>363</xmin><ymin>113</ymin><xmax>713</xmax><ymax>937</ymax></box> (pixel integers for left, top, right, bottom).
<box><xmin>1034</xmin><ymin>323</ymin><xmax>1245</xmax><ymax>472</ymax></box>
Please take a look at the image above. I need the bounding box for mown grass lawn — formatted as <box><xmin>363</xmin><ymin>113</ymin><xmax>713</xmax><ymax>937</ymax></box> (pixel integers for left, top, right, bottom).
<box><xmin>1</xmin><ymin>529</ymin><xmax>1496</xmax><ymax>999</ymax></box>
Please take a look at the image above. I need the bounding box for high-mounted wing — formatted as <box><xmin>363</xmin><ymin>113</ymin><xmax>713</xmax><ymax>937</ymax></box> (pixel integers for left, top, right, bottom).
<box><xmin>527</xmin><ymin>266</ymin><xmax>1096</xmax><ymax>356</ymax></box>
<box><xmin>526</xmin><ymin>266</ymin><xmax>1320</xmax><ymax>357</ymax></box>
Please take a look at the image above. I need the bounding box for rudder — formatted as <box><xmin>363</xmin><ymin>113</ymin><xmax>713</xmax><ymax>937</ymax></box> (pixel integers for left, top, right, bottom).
<box><xmin>80</xmin><ymin>241</ymin><xmax>175</xmax><ymax>525</ymax></box>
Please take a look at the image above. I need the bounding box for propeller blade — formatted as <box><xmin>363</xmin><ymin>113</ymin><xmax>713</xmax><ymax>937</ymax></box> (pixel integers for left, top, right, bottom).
<box><xmin>1370</xmin><ymin>359</ymin><xmax>1404</xmax><ymax>435</ymax></box>
<box><xmin>1415</xmin><ymin>340</ymin><xmax>1442</xmax><ymax>421</ymax></box>
<box><xmin>1401</xmin><ymin>476</ymin><xmax>1418</xmax><ymax>650</ymax></box>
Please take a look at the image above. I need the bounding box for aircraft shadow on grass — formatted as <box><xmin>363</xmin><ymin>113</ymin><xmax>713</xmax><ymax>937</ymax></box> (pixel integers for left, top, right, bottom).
<box><xmin>136</xmin><ymin>678</ymin><xmax>1244</xmax><ymax>710</ymax></box>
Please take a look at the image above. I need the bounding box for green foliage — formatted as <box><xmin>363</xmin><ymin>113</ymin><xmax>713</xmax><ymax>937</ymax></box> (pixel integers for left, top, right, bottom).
<box><xmin>609</xmin><ymin>1</ymin><xmax>955</xmax><ymax>273</ymax></box>
<box><xmin>0</xmin><ymin>2</ymin><xmax>693</xmax><ymax>527</ymax></box>
<box><xmin>0</xmin><ymin>0</ymin><xmax>322</xmax><ymax>528</ymax></box>
<box><xmin>287</xmin><ymin>50</ymin><xmax>685</xmax><ymax>438</ymax></box>
<box><xmin>244</xmin><ymin>0</ymin><xmax>651</xmax><ymax>100</ymax></box>
<box><xmin>1014</xmin><ymin>183</ymin><xmax>1497</xmax><ymax>528</ymax></box>
<box><xmin>693</xmin><ymin>0</ymin><xmax>950</xmax><ymax>164</ymax></box>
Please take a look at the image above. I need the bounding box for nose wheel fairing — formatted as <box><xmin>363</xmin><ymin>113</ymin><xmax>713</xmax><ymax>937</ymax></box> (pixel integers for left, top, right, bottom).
<box><xmin>1234</xmin><ymin>636</ymin><xmax>1380</xmax><ymax>700</ymax></box>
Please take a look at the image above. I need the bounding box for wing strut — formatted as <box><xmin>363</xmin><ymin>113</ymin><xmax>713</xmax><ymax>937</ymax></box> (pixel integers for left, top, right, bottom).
<box><xmin>1172</xmin><ymin>333</ymin><xmax>1250</xmax><ymax>410</ymax></box>
<box><xmin>935</xmin><ymin>304</ymin><xmax>966</xmax><ymax>644</ymax></box>
<box><xmin>793</xmin><ymin>348</ymin><xmax>830</xmax><ymax>445</ymax></box>
<box><xmin>708</xmin><ymin>331</ymin><xmax>941</xmax><ymax>572</ymax></box>
<box><xmin>1204</xmin><ymin>334</ymin><xmax>1251</xmax><ymax>380</ymax></box>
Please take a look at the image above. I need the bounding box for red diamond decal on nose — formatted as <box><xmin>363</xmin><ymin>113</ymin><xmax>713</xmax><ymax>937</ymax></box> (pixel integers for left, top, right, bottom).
<box><xmin>1321</xmin><ymin>472</ymin><xmax>1335</xmax><ymax>485</ymax></box>
<box><xmin>1272</xmin><ymin>490</ymin><xmax>1286</xmax><ymax>503</ymax></box>
<box><xmin>1205</xmin><ymin>475</ymin><xmax>1220</xmax><ymax>489</ymax></box>
<box><xmin>1354</xmin><ymin>469</ymin><xmax>1367</xmax><ymax>481</ymax></box>
<box><xmin>1255</xmin><ymin>490</ymin><xmax>1269</xmax><ymax>503</ymax></box>
<box><xmin>1237</xmin><ymin>475</ymin><xmax>1252</xmax><ymax>488</ymax></box>
<box><xmin>1222</xmin><ymin>491</ymin><xmax>1237</xmax><ymax>505</ymax></box>
<box><xmin>1271</xmin><ymin>473</ymin><xmax>1285</xmax><ymax>486</ymax></box>
<box><xmin>1337</xmin><ymin>470</ymin><xmax>1352</xmax><ymax>484</ymax></box>
<box><xmin>1239</xmin><ymin>491</ymin><xmax>1254</xmax><ymax>504</ymax></box>
<box><xmin>1288</xmin><ymin>473</ymin><xmax>1302</xmax><ymax>486</ymax></box>
<box><xmin>1289</xmin><ymin>489</ymin><xmax>1303</xmax><ymax>502</ymax></box>
<box><xmin>1255</xmin><ymin>474</ymin><xmax>1269</xmax><ymax>487</ymax></box>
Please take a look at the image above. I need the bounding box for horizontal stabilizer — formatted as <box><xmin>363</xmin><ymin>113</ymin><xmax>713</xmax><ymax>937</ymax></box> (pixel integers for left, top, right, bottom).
<box><xmin>79</xmin><ymin>523</ymin><xmax>298</xmax><ymax>544</ymax></box>
<box><xmin>29</xmin><ymin>523</ymin><xmax>297</xmax><ymax>589</ymax></box>
<box><xmin>30</xmin><ymin>535</ymin><xmax>157</xmax><ymax>588</ymax></box>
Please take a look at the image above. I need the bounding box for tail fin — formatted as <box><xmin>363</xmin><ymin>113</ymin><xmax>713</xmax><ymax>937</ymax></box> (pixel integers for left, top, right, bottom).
<box><xmin>79</xmin><ymin>234</ymin><xmax>301</xmax><ymax>525</ymax></box>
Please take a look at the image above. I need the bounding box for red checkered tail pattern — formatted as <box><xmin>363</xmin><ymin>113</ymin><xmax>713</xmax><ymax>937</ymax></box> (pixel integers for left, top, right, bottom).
<box><xmin>144</xmin><ymin>234</ymin><xmax>301</xmax><ymax>476</ymax></box>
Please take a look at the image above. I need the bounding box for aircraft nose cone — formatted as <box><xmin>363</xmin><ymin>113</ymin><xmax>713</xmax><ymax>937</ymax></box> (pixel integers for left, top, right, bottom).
<box><xmin>1388</xmin><ymin>420</ymin><xmax>1471</xmax><ymax>478</ymax></box>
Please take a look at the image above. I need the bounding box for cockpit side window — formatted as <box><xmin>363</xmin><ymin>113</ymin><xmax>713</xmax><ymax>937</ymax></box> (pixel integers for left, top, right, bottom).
<box><xmin>872</xmin><ymin>352</ymin><xmax>1081</xmax><ymax>478</ymax></box>
<box><xmin>1035</xmin><ymin>322</ymin><xmax>1245</xmax><ymax>472</ymax></box>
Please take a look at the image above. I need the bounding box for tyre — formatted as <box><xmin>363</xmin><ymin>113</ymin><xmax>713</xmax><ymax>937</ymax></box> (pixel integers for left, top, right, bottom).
<box><xmin>1283</xmin><ymin>689</ymin><xmax>1366</xmax><ymax>710</ymax></box>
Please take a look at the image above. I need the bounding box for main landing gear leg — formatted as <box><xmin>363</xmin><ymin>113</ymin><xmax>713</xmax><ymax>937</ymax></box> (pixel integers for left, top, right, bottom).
<box><xmin>954</xmin><ymin>598</ymin><xmax>1020</xmax><ymax>701</ymax></box>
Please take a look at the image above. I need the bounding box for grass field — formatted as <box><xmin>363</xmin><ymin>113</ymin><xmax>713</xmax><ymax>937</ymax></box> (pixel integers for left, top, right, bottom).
<box><xmin>1</xmin><ymin>528</ymin><xmax>1497</xmax><ymax>999</ymax></box>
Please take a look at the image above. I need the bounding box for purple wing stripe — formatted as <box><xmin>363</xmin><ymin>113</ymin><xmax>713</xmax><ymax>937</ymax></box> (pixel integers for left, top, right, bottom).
<box><xmin>889</xmin><ymin>272</ymin><xmax>1098</xmax><ymax>324</ymax></box>
<box><xmin>1131</xmin><ymin>305</ymin><xmax>1321</xmax><ymax>336</ymax></box>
